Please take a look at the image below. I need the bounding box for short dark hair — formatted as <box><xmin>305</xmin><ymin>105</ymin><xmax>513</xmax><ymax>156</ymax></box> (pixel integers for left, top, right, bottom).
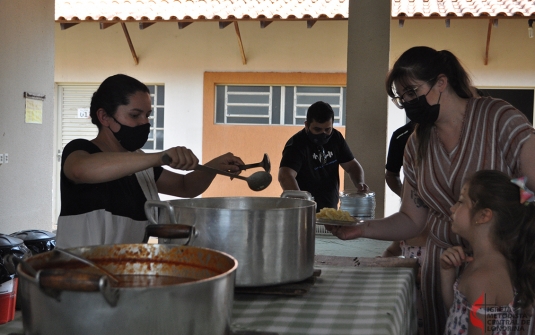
<box><xmin>89</xmin><ymin>74</ymin><xmax>150</xmax><ymax>129</ymax></box>
<box><xmin>306</xmin><ymin>101</ymin><xmax>334</xmax><ymax>124</ymax></box>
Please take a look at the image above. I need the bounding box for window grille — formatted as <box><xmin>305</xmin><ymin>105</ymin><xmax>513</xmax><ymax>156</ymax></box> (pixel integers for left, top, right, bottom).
<box><xmin>143</xmin><ymin>85</ymin><xmax>165</xmax><ymax>151</ymax></box>
<box><xmin>216</xmin><ymin>85</ymin><xmax>346</xmax><ymax>126</ymax></box>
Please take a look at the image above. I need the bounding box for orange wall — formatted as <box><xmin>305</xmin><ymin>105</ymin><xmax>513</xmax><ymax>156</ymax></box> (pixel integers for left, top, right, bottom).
<box><xmin>202</xmin><ymin>72</ymin><xmax>347</xmax><ymax>198</ymax></box>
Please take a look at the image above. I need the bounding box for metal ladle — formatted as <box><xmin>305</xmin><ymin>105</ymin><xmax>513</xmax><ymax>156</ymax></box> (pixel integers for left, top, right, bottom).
<box><xmin>162</xmin><ymin>154</ymin><xmax>272</xmax><ymax>191</ymax></box>
<box><xmin>236</xmin><ymin>153</ymin><xmax>271</xmax><ymax>173</ymax></box>
<box><xmin>195</xmin><ymin>164</ymin><xmax>272</xmax><ymax>191</ymax></box>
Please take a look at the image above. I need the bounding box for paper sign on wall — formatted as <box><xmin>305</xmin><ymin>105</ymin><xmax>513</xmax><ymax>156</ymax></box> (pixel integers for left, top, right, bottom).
<box><xmin>77</xmin><ymin>108</ymin><xmax>90</xmax><ymax>118</ymax></box>
<box><xmin>25</xmin><ymin>98</ymin><xmax>43</xmax><ymax>124</ymax></box>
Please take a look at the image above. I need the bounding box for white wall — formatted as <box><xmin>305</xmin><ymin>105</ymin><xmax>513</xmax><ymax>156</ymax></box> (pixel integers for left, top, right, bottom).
<box><xmin>390</xmin><ymin>19</ymin><xmax>535</xmax><ymax>87</ymax></box>
<box><xmin>55</xmin><ymin>20</ymin><xmax>349</xmax><ymax>157</ymax></box>
<box><xmin>0</xmin><ymin>0</ymin><xmax>56</xmax><ymax>234</ymax></box>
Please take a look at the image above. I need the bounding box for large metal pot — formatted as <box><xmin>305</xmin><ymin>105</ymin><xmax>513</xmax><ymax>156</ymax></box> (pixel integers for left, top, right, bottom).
<box><xmin>145</xmin><ymin>191</ymin><xmax>316</xmax><ymax>287</ymax></box>
<box><xmin>17</xmin><ymin>244</ymin><xmax>237</xmax><ymax>335</ymax></box>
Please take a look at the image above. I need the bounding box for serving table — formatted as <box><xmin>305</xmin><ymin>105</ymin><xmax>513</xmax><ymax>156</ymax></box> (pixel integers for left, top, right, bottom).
<box><xmin>0</xmin><ymin>257</ymin><xmax>418</xmax><ymax>335</ymax></box>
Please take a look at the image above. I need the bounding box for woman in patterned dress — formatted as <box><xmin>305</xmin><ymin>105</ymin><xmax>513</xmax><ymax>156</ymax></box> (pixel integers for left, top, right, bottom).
<box><xmin>329</xmin><ymin>46</ymin><xmax>535</xmax><ymax>334</ymax></box>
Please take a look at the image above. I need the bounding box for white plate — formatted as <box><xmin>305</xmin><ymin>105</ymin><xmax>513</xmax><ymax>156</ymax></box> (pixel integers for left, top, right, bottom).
<box><xmin>315</xmin><ymin>218</ymin><xmax>362</xmax><ymax>226</ymax></box>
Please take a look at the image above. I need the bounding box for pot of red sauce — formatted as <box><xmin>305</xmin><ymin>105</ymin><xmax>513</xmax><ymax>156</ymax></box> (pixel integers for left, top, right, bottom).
<box><xmin>16</xmin><ymin>242</ymin><xmax>237</xmax><ymax>335</ymax></box>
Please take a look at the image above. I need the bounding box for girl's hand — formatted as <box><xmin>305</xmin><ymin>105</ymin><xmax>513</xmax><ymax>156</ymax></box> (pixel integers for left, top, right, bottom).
<box><xmin>440</xmin><ymin>246</ymin><xmax>473</xmax><ymax>270</ymax></box>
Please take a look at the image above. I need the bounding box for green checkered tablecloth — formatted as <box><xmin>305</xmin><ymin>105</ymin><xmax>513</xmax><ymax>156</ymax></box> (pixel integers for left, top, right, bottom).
<box><xmin>232</xmin><ymin>266</ymin><xmax>417</xmax><ymax>335</ymax></box>
<box><xmin>0</xmin><ymin>266</ymin><xmax>416</xmax><ymax>335</ymax></box>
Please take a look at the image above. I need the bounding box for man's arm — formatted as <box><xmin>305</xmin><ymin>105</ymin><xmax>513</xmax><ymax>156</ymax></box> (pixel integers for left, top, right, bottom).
<box><xmin>278</xmin><ymin>167</ymin><xmax>300</xmax><ymax>190</ymax></box>
<box><xmin>340</xmin><ymin>159</ymin><xmax>369</xmax><ymax>193</ymax></box>
<box><xmin>385</xmin><ymin>170</ymin><xmax>402</xmax><ymax>197</ymax></box>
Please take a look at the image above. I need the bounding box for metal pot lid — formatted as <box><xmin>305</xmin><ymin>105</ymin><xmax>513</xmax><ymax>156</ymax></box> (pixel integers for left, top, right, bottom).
<box><xmin>10</xmin><ymin>229</ymin><xmax>56</xmax><ymax>242</ymax></box>
<box><xmin>0</xmin><ymin>233</ymin><xmax>25</xmax><ymax>248</ymax></box>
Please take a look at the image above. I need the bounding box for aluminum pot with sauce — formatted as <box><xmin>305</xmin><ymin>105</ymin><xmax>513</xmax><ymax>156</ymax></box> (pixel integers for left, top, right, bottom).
<box><xmin>16</xmin><ymin>243</ymin><xmax>237</xmax><ymax>335</ymax></box>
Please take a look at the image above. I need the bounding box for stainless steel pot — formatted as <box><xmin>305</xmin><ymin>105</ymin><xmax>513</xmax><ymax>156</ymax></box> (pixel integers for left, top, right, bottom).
<box><xmin>339</xmin><ymin>191</ymin><xmax>376</xmax><ymax>219</ymax></box>
<box><xmin>17</xmin><ymin>244</ymin><xmax>237</xmax><ymax>335</ymax></box>
<box><xmin>145</xmin><ymin>191</ymin><xmax>316</xmax><ymax>287</ymax></box>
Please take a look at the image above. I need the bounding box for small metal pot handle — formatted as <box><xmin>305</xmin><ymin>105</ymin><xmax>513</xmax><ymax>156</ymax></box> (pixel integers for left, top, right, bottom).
<box><xmin>14</xmin><ymin>256</ymin><xmax>120</xmax><ymax>307</ymax></box>
<box><xmin>142</xmin><ymin>224</ymin><xmax>195</xmax><ymax>244</ymax></box>
<box><xmin>280</xmin><ymin>190</ymin><xmax>313</xmax><ymax>201</ymax></box>
<box><xmin>144</xmin><ymin>200</ymin><xmax>178</xmax><ymax>225</ymax></box>
<box><xmin>143</xmin><ymin>200</ymin><xmax>196</xmax><ymax>245</ymax></box>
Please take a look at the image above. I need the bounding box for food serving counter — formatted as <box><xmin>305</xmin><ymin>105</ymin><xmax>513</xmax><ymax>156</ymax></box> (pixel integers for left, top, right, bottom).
<box><xmin>0</xmin><ymin>258</ymin><xmax>417</xmax><ymax>335</ymax></box>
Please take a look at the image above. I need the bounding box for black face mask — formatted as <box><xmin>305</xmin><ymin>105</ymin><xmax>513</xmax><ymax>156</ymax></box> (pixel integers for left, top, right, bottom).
<box><xmin>402</xmin><ymin>92</ymin><xmax>441</xmax><ymax>125</ymax></box>
<box><xmin>111</xmin><ymin>117</ymin><xmax>150</xmax><ymax>151</ymax></box>
<box><xmin>307</xmin><ymin>130</ymin><xmax>332</xmax><ymax>146</ymax></box>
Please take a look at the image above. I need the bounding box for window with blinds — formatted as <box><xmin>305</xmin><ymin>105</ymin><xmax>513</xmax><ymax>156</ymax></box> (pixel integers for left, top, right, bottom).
<box><xmin>58</xmin><ymin>84</ymin><xmax>165</xmax><ymax>152</ymax></box>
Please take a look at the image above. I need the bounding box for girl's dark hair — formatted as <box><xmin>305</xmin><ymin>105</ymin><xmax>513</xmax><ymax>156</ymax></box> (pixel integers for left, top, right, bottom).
<box><xmin>385</xmin><ymin>46</ymin><xmax>474</xmax><ymax>164</ymax></box>
<box><xmin>90</xmin><ymin>74</ymin><xmax>150</xmax><ymax>129</ymax></box>
<box><xmin>467</xmin><ymin>170</ymin><xmax>535</xmax><ymax>309</ymax></box>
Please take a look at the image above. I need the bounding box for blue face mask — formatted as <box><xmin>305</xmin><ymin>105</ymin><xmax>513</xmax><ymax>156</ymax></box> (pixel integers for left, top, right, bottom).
<box><xmin>111</xmin><ymin>117</ymin><xmax>150</xmax><ymax>151</ymax></box>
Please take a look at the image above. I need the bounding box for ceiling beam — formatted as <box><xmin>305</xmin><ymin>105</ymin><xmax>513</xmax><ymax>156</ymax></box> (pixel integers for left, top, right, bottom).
<box><xmin>121</xmin><ymin>23</ymin><xmax>139</xmax><ymax>65</ymax></box>
<box><xmin>60</xmin><ymin>23</ymin><xmax>79</xmax><ymax>30</ymax></box>
<box><xmin>260</xmin><ymin>21</ymin><xmax>272</xmax><ymax>28</ymax></box>
<box><xmin>100</xmin><ymin>22</ymin><xmax>117</xmax><ymax>29</ymax></box>
<box><xmin>219</xmin><ymin>21</ymin><xmax>232</xmax><ymax>29</ymax></box>
<box><xmin>484</xmin><ymin>19</ymin><xmax>493</xmax><ymax>65</ymax></box>
<box><xmin>233</xmin><ymin>22</ymin><xmax>247</xmax><ymax>65</ymax></box>
<box><xmin>178</xmin><ymin>22</ymin><xmax>192</xmax><ymax>29</ymax></box>
<box><xmin>139</xmin><ymin>22</ymin><xmax>155</xmax><ymax>30</ymax></box>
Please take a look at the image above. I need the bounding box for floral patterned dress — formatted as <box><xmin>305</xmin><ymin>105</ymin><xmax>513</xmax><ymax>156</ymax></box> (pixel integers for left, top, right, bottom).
<box><xmin>444</xmin><ymin>279</ymin><xmax>521</xmax><ymax>335</ymax></box>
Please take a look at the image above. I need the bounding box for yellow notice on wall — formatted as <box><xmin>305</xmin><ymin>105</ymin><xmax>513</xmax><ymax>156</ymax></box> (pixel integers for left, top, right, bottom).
<box><xmin>25</xmin><ymin>98</ymin><xmax>43</xmax><ymax>124</ymax></box>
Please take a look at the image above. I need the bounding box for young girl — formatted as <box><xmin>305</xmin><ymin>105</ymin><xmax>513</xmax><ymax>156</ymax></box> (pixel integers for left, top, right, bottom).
<box><xmin>441</xmin><ymin>170</ymin><xmax>535</xmax><ymax>335</ymax></box>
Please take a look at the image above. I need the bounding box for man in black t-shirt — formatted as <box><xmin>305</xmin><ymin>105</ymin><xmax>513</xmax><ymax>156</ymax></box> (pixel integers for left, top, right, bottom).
<box><xmin>384</xmin><ymin>121</ymin><xmax>415</xmax><ymax>196</ymax></box>
<box><xmin>278</xmin><ymin>101</ymin><xmax>368</xmax><ymax>211</ymax></box>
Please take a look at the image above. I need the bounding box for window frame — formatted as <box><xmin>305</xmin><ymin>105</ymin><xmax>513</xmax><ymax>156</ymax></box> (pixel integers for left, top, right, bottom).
<box><xmin>215</xmin><ymin>83</ymin><xmax>347</xmax><ymax>126</ymax></box>
<box><xmin>142</xmin><ymin>84</ymin><xmax>165</xmax><ymax>152</ymax></box>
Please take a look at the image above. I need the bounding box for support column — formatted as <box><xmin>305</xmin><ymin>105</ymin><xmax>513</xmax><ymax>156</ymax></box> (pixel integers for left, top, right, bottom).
<box><xmin>345</xmin><ymin>0</ymin><xmax>391</xmax><ymax>218</ymax></box>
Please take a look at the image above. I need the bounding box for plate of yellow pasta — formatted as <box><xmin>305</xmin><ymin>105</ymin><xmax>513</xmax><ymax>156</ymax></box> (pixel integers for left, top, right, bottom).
<box><xmin>315</xmin><ymin>208</ymin><xmax>360</xmax><ymax>226</ymax></box>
